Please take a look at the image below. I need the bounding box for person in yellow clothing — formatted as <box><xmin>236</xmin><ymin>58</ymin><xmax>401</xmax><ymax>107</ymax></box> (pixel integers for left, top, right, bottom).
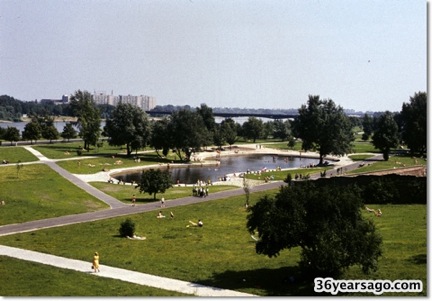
<box><xmin>92</xmin><ymin>252</ymin><xmax>100</xmax><ymax>273</ymax></box>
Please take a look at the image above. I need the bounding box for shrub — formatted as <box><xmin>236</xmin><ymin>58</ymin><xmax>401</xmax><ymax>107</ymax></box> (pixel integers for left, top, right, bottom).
<box><xmin>119</xmin><ymin>218</ymin><xmax>135</xmax><ymax>237</ymax></box>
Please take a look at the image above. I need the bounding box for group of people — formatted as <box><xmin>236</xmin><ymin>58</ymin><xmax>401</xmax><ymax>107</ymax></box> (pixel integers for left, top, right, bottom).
<box><xmin>192</xmin><ymin>186</ymin><xmax>209</xmax><ymax>197</ymax></box>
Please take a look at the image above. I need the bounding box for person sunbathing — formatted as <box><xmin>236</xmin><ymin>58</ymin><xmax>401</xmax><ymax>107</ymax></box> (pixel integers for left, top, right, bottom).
<box><xmin>187</xmin><ymin>219</ymin><xmax>203</xmax><ymax>227</ymax></box>
<box><xmin>365</xmin><ymin>206</ymin><xmax>382</xmax><ymax>217</ymax></box>
<box><xmin>157</xmin><ymin>211</ymin><xmax>166</xmax><ymax>218</ymax></box>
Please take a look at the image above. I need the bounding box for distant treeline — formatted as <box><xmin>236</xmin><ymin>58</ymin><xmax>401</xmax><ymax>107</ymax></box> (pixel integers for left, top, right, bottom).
<box><xmin>0</xmin><ymin>94</ymin><xmax>376</xmax><ymax>122</ymax></box>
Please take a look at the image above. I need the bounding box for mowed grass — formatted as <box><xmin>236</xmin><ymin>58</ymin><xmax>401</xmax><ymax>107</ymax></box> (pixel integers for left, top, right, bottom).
<box><xmin>0</xmin><ymin>256</ymin><xmax>189</xmax><ymax>296</ymax></box>
<box><xmin>0</xmin><ymin>164</ymin><xmax>108</xmax><ymax>225</ymax></box>
<box><xmin>91</xmin><ymin>182</ymin><xmax>238</xmax><ymax>204</ymax></box>
<box><xmin>348</xmin><ymin>155</ymin><xmax>426</xmax><ymax>174</ymax></box>
<box><xmin>0</xmin><ymin>192</ymin><xmax>426</xmax><ymax>296</ymax></box>
<box><xmin>0</xmin><ymin>146</ymin><xmax>39</xmax><ymax>163</ymax></box>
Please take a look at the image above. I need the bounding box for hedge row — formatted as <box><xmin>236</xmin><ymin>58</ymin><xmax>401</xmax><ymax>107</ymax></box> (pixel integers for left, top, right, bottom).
<box><xmin>295</xmin><ymin>174</ymin><xmax>426</xmax><ymax>205</ymax></box>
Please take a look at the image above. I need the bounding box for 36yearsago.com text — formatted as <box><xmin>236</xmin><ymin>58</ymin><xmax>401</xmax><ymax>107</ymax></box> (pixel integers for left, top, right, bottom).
<box><xmin>314</xmin><ymin>277</ymin><xmax>423</xmax><ymax>295</ymax></box>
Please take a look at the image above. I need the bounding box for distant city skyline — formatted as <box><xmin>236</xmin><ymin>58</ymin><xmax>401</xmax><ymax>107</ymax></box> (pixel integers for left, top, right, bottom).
<box><xmin>0</xmin><ymin>0</ymin><xmax>426</xmax><ymax>113</ymax></box>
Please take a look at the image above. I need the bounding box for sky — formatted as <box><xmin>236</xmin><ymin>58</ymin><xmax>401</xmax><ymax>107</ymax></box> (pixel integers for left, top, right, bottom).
<box><xmin>0</xmin><ymin>0</ymin><xmax>427</xmax><ymax>112</ymax></box>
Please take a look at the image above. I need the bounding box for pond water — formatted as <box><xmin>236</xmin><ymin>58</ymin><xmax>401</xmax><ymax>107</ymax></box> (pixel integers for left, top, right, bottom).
<box><xmin>114</xmin><ymin>154</ymin><xmax>319</xmax><ymax>184</ymax></box>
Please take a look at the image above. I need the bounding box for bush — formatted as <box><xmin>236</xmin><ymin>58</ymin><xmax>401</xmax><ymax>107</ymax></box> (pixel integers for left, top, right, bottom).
<box><xmin>119</xmin><ymin>218</ymin><xmax>135</xmax><ymax>237</ymax></box>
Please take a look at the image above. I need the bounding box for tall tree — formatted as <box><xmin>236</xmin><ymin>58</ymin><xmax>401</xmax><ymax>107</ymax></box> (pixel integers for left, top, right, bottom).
<box><xmin>70</xmin><ymin>90</ymin><xmax>101</xmax><ymax>151</ymax></box>
<box><xmin>361</xmin><ymin>114</ymin><xmax>374</xmax><ymax>141</ymax></box>
<box><xmin>247</xmin><ymin>183</ymin><xmax>382</xmax><ymax>278</ymax></box>
<box><xmin>220</xmin><ymin>118</ymin><xmax>238</xmax><ymax>148</ymax></box>
<box><xmin>136</xmin><ymin>168</ymin><xmax>173</xmax><ymax>200</ymax></box>
<box><xmin>372</xmin><ymin>111</ymin><xmax>399</xmax><ymax>161</ymax></box>
<box><xmin>104</xmin><ymin>103</ymin><xmax>151</xmax><ymax>156</ymax></box>
<box><xmin>150</xmin><ymin>118</ymin><xmax>171</xmax><ymax>158</ymax></box>
<box><xmin>242</xmin><ymin>117</ymin><xmax>263</xmax><ymax>143</ymax></box>
<box><xmin>294</xmin><ymin>95</ymin><xmax>354</xmax><ymax>165</ymax></box>
<box><xmin>168</xmin><ymin>109</ymin><xmax>211</xmax><ymax>161</ymax></box>
<box><xmin>400</xmin><ymin>92</ymin><xmax>427</xmax><ymax>156</ymax></box>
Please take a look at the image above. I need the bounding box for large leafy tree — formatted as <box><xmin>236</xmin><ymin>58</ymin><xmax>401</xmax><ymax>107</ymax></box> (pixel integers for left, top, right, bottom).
<box><xmin>3</xmin><ymin>126</ymin><xmax>20</xmax><ymax>145</ymax></box>
<box><xmin>273</xmin><ymin>119</ymin><xmax>292</xmax><ymax>141</ymax></box>
<box><xmin>69</xmin><ymin>90</ymin><xmax>101</xmax><ymax>151</ymax></box>
<box><xmin>247</xmin><ymin>183</ymin><xmax>382</xmax><ymax>278</ymax></box>
<box><xmin>150</xmin><ymin>118</ymin><xmax>171</xmax><ymax>158</ymax></box>
<box><xmin>242</xmin><ymin>117</ymin><xmax>263</xmax><ymax>143</ymax></box>
<box><xmin>104</xmin><ymin>103</ymin><xmax>151</xmax><ymax>156</ymax></box>
<box><xmin>361</xmin><ymin>114</ymin><xmax>374</xmax><ymax>141</ymax></box>
<box><xmin>220</xmin><ymin>118</ymin><xmax>238</xmax><ymax>148</ymax></box>
<box><xmin>136</xmin><ymin>168</ymin><xmax>173</xmax><ymax>200</ymax></box>
<box><xmin>294</xmin><ymin>95</ymin><xmax>354</xmax><ymax>165</ymax></box>
<box><xmin>371</xmin><ymin>111</ymin><xmax>399</xmax><ymax>161</ymax></box>
<box><xmin>22</xmin><ymin>118</ymin><xmax>42</xmax><ymax>144</ymax></box>
<box><xmin>167</xmin><ymin>109</ymin><xmax>211</xmax><ymax>161</ymax></box>
<box><xmin>400</xmin><ymin>92</ymin><xmax>427</xmax><ymax>156</ymax></box>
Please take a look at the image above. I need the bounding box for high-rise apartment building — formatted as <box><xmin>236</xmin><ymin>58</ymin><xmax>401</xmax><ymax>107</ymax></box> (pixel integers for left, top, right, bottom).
<box><xmin>91</xmin><ymin>91</ymin><xmax>156</xmax><ymax>111</ymax></box>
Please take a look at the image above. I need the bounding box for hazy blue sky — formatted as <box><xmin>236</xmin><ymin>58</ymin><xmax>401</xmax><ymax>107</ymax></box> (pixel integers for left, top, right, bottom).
<box><xmin>0</xmin><ymin>0</ymin><xmax>426</xmax><ymax>112</ymax></box>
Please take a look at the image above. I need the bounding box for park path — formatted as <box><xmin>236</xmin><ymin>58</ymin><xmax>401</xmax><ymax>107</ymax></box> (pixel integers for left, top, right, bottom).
<box><xmin>22</xmin><ymin>146</ymin><xmax>126</xmax><ymax>209</ymax></box>
<box><xmin>0</xmin><ymin>245</ymin><xmax>254</xmax><ymax>297</ymax></box>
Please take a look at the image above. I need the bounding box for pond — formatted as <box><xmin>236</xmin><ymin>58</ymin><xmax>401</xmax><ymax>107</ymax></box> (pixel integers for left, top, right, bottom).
<box><xmin>113</xmin><ymin>154</ymin><xmax>319</xmax><ymax>185</ymax></box>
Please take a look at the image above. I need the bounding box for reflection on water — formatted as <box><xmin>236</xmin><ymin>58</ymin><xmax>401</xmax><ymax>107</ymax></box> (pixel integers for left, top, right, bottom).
<box><xmin>114</xmin><ymin>154</ymin><xmax>319</xmax><ymax>184</ymax></box>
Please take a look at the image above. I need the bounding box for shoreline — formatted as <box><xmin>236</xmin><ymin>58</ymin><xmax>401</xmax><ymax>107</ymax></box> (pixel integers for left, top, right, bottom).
<box><xmin>75</xmin><ymin>144</ymin><xmax>354</xmax><ymax>187</ymax></box>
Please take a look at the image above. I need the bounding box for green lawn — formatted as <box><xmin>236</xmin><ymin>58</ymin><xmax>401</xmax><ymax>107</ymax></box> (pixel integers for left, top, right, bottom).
<box><xmin>0</xmin><ymin>194</ymin><xmax>426</xmax><ymax>296</ymax></box>
<box><xmin>0</xmin><ymin>256</ymin><xmax>189</xmax><ymax>296</ymax></box>
<box><xmin>0</xmin><ymin>146</ymin><xmax>39</xmax><ymax>163</ymax></box>
<box><xmin>91</xmin><ymin>182</ymin><xmax>238</xmax><ymax>204</ymax></box>
<box><xmin>348</xmin><ymin>155</ymin><xmax>426</xmax><ymax>174</ymax></box>
<box><xmin>0</xmin><ymin>164</ymin><xmax>108</xmax><ymax>225</ymax></box>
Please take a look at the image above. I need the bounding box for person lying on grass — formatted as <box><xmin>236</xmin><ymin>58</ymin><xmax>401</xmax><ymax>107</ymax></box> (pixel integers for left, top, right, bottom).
<box><xmin>187</xmin><ymin>219</ymin><xmax>203</xmax><ymax>227</ymax></box>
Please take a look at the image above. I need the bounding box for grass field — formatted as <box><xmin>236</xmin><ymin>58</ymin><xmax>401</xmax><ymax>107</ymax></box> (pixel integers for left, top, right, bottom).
<box><xmin>0</xmin><ymin>143</ymin><xmax>427</xmax><ymax>296</ymax></box>
<box><xmin>0</xmin><ymin>146</ymin><xmax>38</xmax><ymax>163</ymax></box>
<box><xmin>0</xmin><ymin>256</ymin><xmax>189</xmax><ymax>296</ymax></box>
<box><xmin>91</xmin><ymin>182</ymin><xmax>238</xmax><ymax>204</ymax></box>
<box><xmin>348</xmin><ymin>155</ymin><xmax>426</xmax><ymax>174</ymax></box>
<box><xmin>0</xmin><ymin>164</ymin><xmax>108</xmax><ymax>225</ymax></box>
<box><xmin>0</xmin><ymin>195</ymin><xmax>426</xmax><ymax>296</ymax></box>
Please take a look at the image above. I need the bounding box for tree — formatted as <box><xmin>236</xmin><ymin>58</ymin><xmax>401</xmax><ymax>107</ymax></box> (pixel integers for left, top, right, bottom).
<box><xmin>294</xmin><ymin>95</ymin><xmax>354</xmax><ymax>165</ymax></box>
<box><xmin>22</xmin><ymin>119</ymin><xmax>41</xmax><ymax>144</ymax></box>
<box><xmin>42</xmin><ymin>125</ymin><xmax>59</xmax><ymax>143</ymax></box>
<box><xmin>371</xmin><ymin>111</ymin><xmax>399</xmax><ymax>161</ymax></box>
<box><xmin>361</xmin><ymin>114</ymin><xmax>374</xmax><ymax>141</ymax></box>
<box><xmin>61</xmin><ymin>123</ymin><xmax>78</xmax><ymax>141</ymax></box>
<box><xmin>70</xmin><ymin>90</ymin><xmax>101</xmax><ymax>151</ymax></box>
<box><xmin>39</xmin><ymin>116</ymin><xmax>59</xmax><ymax>143</ymax></box>
<box><xmin>242</xmin><ymin>117</ymin><xmax>263</xmax><ymax>143</ymax></box>
<box><xmin>3</xmin><ymin>126</ymin><xmax>20</xmax><ymax>145</ymax></box>
<box><xmin>400</xmin><ymin>92</ymin><xmax>427</xmax><ymax>156</ymax></box>
<box><xmin>220</xmin><ymin>118</ymin><xmax>237</xmax><ymax>148</ymax></box>
<box><xmin>168</xmin><ymin>109</ymin><xmax>211</xmax><ymax>161</ymax></box>
<box><xmin>150</xmin><ymin>118</ymin><xmax>171</xmax><ymax>158</ymax></box>
<box><xmin>104</xmin><ymin>103</ymin><xmax>151</xmax><ymax>156</ymax></box>
<box><xmin>136</xmin><ymin>168</ymin><xmax>173</xmax><ymax>200</ymax></box>
<box><xmin>246</xmin><ymin>183</ymin><xmax>382</xmax><ymax>278</ymax></box>
<box><xmin>273</xmin><ymin>119</ymin><xmax>292</xmax><ymax>141</ymax></box>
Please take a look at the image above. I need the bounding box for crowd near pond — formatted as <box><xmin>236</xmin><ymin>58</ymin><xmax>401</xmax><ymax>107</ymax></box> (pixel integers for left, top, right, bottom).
<box><xmin>114</xmin><ymin>154</ymin><xmax>319</xmax><ymax>185</ymax></box>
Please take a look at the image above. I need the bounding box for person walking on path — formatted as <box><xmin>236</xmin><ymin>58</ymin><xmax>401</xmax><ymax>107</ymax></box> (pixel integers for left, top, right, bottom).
<box><xmin>132</xmin><ymin>194</ymin><xmax>136</xmax><ymax>207</ymax></box>
<box><xmin>92</xmin><ymin>252</ymin><xmax>100</xmax><ymax>273</ymax></box>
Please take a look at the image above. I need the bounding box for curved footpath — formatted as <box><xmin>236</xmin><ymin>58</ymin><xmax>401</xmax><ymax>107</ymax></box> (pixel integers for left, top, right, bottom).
<box><xmin>0</xmin><ymin>145</ymin><xmax>381</xmax><ymax>296</ymax></box>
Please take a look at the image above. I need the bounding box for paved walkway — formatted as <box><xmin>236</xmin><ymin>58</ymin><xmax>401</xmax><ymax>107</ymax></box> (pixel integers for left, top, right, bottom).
<box><xmin>0</xmin><ymin>245</ymin><xmax>254</xmax><ymax>297</ymax></box>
